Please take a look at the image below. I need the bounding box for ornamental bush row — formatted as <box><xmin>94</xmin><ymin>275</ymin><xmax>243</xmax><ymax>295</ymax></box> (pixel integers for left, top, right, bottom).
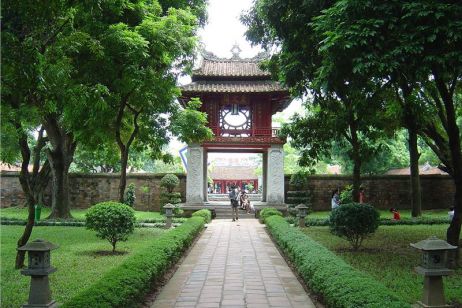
<box><xmin>287</xmin><ymin>216</ymin><xmax>451</xmax><ymax>227</ymax></box>
<box><xmin>63</xmin><ymin>216</ymin><xmax>205</xmax><ymax>308</ymax></box>
<box><xmin>265</xmin><ymin>215</ymin><xmax>408</xmax><ymax>308</ymax></box>
<box><xmin>191</xmin><ymin>209</ymin><xmax>212</xmax><ymax>223</ymax></box>
<box><xmin>259</xmin><ymin>207</ymin><xmax>283</xmax><ymax>223</ymax></box>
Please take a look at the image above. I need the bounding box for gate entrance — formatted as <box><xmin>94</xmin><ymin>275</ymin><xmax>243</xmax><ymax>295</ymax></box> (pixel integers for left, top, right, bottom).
<box><xmin>179</xmin><ymin>47</ymin><xmax>291</xmax><ymax>207</ymax></box>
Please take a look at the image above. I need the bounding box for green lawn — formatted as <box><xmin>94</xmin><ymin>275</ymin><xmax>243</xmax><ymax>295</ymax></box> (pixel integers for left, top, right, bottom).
<box><xmin>308</xmin><ymin>209</ymin><xmax>449</xmax><ymax>219</ymax></box>
<box><xmin>1</xmin><ymin>225</ymin><xmax>164</xmax><ymax>307</ymax></box>
<box><xmin>303</xmin><ymin>225</ymin><xmax>462</xmax><ymax>305</ymax></box>
<box><xmin>0</xmin><ymin>207</ymin><xmax>164</xmax><ymax>221</ymax></box>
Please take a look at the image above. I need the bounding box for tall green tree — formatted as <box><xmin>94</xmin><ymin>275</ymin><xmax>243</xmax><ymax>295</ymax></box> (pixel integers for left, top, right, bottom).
<box><xmin>71</xmin><ymin>1</ymin><xmax>208</xmax><ymax>202</ymax></box>
<box><xmin>312</xmin><ymin>0</ymin><xmax>462</xmax><ymax>257</ymax></box>
<box><xmin>243</xmin><ymin>0</ymin><xmax>388</xmax><ymax>201</ymax></box>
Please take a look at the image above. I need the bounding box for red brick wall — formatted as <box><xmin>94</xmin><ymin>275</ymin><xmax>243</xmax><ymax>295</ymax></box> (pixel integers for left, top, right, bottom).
<box><xmin>0</xmin><ymin>172</ymin><xmax>186</xmax><ymax>212</ymax></box>
<box><xmin>1</xmin><ymin>172</ymin><xmax>455</xmax><ymax>211</ymax></box>
<box><xmin>285</xmin><ymin>175</ymin><xmax>456</xmax><ymax>211</ymax></box>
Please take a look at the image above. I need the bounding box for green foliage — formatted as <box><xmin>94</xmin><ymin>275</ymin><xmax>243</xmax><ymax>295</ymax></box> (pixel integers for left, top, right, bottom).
<box><xmin>259</xmin><ymin>207</ymin><xmax>283</xmax><ymax>223</ymax></box>
<box><xmin>160</xmin><ymin>174</ymin><xmax>180</xmax><ymax>193</ymax></box>
<box><xmin>339</xmin><ymin>185</ymin><xmax>353</xmax><ymax>204</ymax></box>
<box><xmin>0</xmin><ymin>226</ymin><xmax>164</xmax><ymax>307</ymax></box>
<box><xmin>191</xmin><ymin>209</ymin><xmax>212</xmax><ymax>223</ymax></box>
<box><xmin>305</xmin><ymin>225</ymin><xmax>462</xmax><ymax>304</ymax></box>
<box><xmin>286</xmin><ymin>190</ymin><xmax>313</xmax><ymax>217</ymax></box>
<box><xmin>124</xmin><ymin>183</ymin><xmax>136</xmax><ymax>207</ymax></box>
<box><xmin>329</xmin><ymin>203</ymin><xmax>380</xmax><ymax>250</ymax></box>
<box><xmin>289</xmin><ymin>171</ymin><xmax>308</xmax><ymax>189</ymax></box>
<box><xmin>265</xmin><ymin>216</ymin><xmax>407</xmax><ymax>307</ymax></box>
<box><xmin>85</xmin><ymin>202</ymin><xmax>136</xmax><ymax>252</ymax></box>
<box><xmin>160</xmin><ymin>192</ymin><xmax>183</xmax><ymax>215</ymax></box>
<box><xmin>64</xmin><ymin>217</ymin><xmax>205</xmax><ymax>308</ymax></box>
<box><xmin>171</xmin><ymin>98</ymin><xmax>214</xmax><ymax>144</ymax></box>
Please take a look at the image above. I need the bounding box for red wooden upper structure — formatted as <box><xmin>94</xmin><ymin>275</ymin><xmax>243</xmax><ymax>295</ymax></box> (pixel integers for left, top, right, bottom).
<box><xmin>180</xmin><ymin>47</ymin><xmax>290</xmax><ymax>152</ymax></box>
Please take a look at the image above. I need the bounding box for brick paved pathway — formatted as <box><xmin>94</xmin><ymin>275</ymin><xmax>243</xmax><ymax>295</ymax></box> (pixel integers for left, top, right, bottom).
<box><xmin>151</xmin><ymin>219</ymin><xmax>315</xmax><ymax>308</ymax></box>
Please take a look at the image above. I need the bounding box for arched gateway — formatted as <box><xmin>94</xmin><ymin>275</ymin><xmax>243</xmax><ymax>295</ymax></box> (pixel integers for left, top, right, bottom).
<box><xmin>179</xmin><ymin>47</ymin><xmax>291</xmax><ymax>209</ymax></box>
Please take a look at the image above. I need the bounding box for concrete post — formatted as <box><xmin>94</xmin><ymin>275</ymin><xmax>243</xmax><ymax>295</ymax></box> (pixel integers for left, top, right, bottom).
<box><xmin>262</xmin><ymin>151</ymin><xmax>268</xmax><ymax>202</ymax></box>
<box><xmin>186</xmin><ymin>144</ymin><xmax>205</xmax><ymax>204</ymax></box>
<box><xmin>266</xmin><ymin>145</ymin><xmax>284</xmax><ymax>204</ymax></box>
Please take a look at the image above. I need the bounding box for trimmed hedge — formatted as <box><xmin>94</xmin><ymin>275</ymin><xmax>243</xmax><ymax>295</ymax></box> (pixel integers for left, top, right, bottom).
<box><xmin>265</xmin><ymin>215</ymin><xmax>409</xmax><ymax>308</ymax></box>
<box><xmin>259</xmin><ymin>207</ymin><xmax>283</xmax><ymax>223</ymax></box>
<box><xmin>289</xmin><ymin>216</ymin><xmax>451</xmax><ymax>227</ymax></box>
<box><xmin>63</xmin><ymin>216</ymin><xmax>205</xmax><ymax>307</ymax></box>
<box><xmin>191</xmin><ymin>209</ymin><xmax>212</xmax><ymax>223</ymax></box>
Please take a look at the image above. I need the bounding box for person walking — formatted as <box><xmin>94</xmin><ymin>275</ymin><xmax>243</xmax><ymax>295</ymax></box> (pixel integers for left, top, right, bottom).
<box><xmin>229</xmin><ymin>185</ymin><xmax>239</xmax><ymax>221</ymax></box>
<box><xmin>331</xmin><ymin>189</ymin><xmax>340</xmax><ymax>210</ymax></box>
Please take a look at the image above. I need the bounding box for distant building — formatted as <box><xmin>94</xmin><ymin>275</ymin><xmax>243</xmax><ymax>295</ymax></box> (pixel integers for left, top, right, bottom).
<box><xmin>385</xmin><ymin>162</ymin><xmax>448</xmax><ymax>175</ymax></box>
<box><xmin>208</xmin><ymin>157</ymin><xmax>259</xmax><ymax>193</ymax></box>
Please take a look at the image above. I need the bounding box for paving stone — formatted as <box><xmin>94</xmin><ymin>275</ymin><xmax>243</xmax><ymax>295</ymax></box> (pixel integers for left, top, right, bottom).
<box><xmin>149</xmin><ymin>219</ymin><xmax>314</xmax><ymax>308</ymax></box>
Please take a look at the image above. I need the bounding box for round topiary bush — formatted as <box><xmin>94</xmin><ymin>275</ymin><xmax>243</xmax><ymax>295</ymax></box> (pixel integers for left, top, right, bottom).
<box><xmin>329</xmin><ymin>203</ymin><xmax>379</xmax><ymax>250</ymax></box>
<box><xmin>160</xmin><ymin>174</ymin><xmax>180</xmax><ymax>193</ymax></box>
<box><xmin>260</xmin><ymin>207</ymin><xmax>283</xmax><ymax>223</ymax></box>
<box><xmin>85</xmin><ymin>201</ymin><xmax>136</xmax><ymax>252</ymax></box>
<box><xmin>289</xmin><ymin>171</ymin><xmax>308</xmax><ymax>190</ymax></box>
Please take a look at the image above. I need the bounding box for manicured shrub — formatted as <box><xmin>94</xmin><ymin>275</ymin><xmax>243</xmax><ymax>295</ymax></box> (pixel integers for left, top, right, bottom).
<box><xmin>192</xmin><ymin>209</ymin><xmax>212</xmax><ymax>223</ymax></box>
<box><xmin>329</xmin><ymin>203</ymin><xmax>380</xmax><ymax>250</ymax></box>
<box><xmin>289</xmin><ymin>171</ymin><xmax>309</xmax><ymax>189</ymax></box>
<box><xmin>64</xmin><ymin>217</ymin><xmax>205</xmax><ymax>308</ymax></box>
<box><xmin>340</xmin><ymin>185</ymin><xmax>353</xmax><ymax>204</ymax></box>
<box><xmin>265</xmin><ymin>216</ymin><xmax>407</xmax><ymax>308</ymax></box>
<box><xmin>260</xmin><ymin>207</ymin><xmax>283</xmax><ymax>223</ymax></box>
<box><xmin>124</xmin><ymin>183</ymin><xmax>136</xmax><ymax>207</ymax></box>
<box><xmin>160</xmin><ymin>174</ymin><xmax>182</xmax><ymax>215</ymax></box>
<box><xmin>160</xmin><ymin>174</ymin><xmax>180</xmax><ymax>193</ymax></box>
<box><xmin>85</xmin><ymin>202</ymin><xmax>136</xmax><ymax>252</ymax></box>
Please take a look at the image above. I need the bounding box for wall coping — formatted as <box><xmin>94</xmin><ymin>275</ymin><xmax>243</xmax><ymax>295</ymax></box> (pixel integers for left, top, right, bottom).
<box><xmin>284</xmin><ymin>174</ymin><xmax>452</xmax><ymax>180</ymax></box>
<box><xmin>1</xmin><ymin>171</ymin><xmax>451</xmax><ymax>180</ymax></box>
<box><xmin>0</xmin><ymin>171</ymin><xmax>186</xmax><ymax>179</ymax></box>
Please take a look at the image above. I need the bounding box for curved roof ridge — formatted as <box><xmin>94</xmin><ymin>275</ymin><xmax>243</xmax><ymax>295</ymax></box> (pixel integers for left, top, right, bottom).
<box><xmin>201</xmin><ymin>50</ymin><xmax>270</xmax><ymax>63</ymax></box>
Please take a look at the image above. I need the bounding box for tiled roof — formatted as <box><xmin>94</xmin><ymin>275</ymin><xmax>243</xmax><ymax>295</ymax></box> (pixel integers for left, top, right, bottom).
<box><xmin>193</xmin><ymin>51</ymin><xmax>271</xmax><ymax>78</ymax></box>
<box><xmin>209</xmin><ymin>166</ymin><xmax>258</xmax><ymax>180</ymax></box>
<box><xmin>385</xmin><ymin>166</ymin><xmax>448</xmax><ymax>175</ymax></box>
<box><xmin>181</xmin><ymin>80</ymin><xmax>287</xmax><ymax>93</ymax></box>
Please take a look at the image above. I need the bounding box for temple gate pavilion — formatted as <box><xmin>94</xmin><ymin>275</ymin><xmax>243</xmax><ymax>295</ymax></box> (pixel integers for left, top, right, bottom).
<box><xmin>179</xmin><ymin>46</ymin><xmax>291</xmax><ymax>206</ymax></box>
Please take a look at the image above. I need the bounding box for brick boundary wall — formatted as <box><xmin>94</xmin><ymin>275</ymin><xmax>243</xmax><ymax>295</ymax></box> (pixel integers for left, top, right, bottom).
<box><xmin>284</xmin><ymin>174</ymin><xmax>456</xmax><ymax>211</ymax></box>
<box><xmin>0</xmin><ymin>172</ymin><xmax>455</xmax><ymax>211</ymax></box>
<box><xmin>0</xmin><ymin>172</ymin><xmax>186</xmax><ymax>212</ymax></box>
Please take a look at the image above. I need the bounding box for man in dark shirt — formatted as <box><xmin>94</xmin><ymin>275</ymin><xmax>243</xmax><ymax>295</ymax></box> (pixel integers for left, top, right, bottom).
<box><xmin>229</xmin><ymin>185</ymin><xmax>239</xmax><ymax>221</ymax></box>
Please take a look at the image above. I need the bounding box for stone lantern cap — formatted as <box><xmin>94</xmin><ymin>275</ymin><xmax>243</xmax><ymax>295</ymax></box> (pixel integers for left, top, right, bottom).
<box><xmin>296</xmin><ymin>204</ymin><xmax>308</xmax><ymax>210</ymax></box>
<box><xmin>163</xmin><ymin>203</ymin><xmax>174</xmax><ymax>209</ymax></box>
<box><xmin>410</xmin><ymin>236</ymin><xmax>457</xmax><ymax>251</ymax></box>
<box><xmin>18</xmin><ymin>239</ymin><xmax>59</xmax><ymax>252</ymax></box>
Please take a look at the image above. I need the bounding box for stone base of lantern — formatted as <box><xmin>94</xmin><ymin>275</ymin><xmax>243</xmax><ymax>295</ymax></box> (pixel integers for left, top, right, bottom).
<box><xmin>23</xmin><ymin>275</ymin><xmax>58</xmax><ymax>308</ymax></box>
<box><xmin>415</xmin><ymin>276</ymin><xmax>452</xmax><ymax>308</ymax></box>
<box><xmin>23</xmin><ymin>301</ymin><xmax>58</xmax><ymax>308</ymax></box>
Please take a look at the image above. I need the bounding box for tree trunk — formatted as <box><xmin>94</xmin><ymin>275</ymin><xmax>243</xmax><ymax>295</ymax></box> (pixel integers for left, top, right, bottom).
<box><xmin>118</xmin><ymin>150</ymin><xmax>129</xmax><ymax>203</ymax></box>
<box><xmin>408</xmin><ymin>128</ymin><xmax>422</xmax><ymax>217</ymax></box>
<box><xmin>43</xmin><ymin>116</ymin><xmax>76</xmax><ymax>219</ymax></box>
<box><xmin>14</xmin><ymin>126</ymin><xmax>51</xmax><ymax>268</ymax></box>
<box><xmin>433</xmin><ymin>75</ymin><xmax>462</xmax><ymax>266</ymax></box>
<box><xmin>350</xmin><ymin>123</ymin><xmax>361</xmax><ymax>203</ymax></box>
<box><xmin>47</xmin><ymin>148</ymin><xmax>72</xmax><ymax>219</ymax></box>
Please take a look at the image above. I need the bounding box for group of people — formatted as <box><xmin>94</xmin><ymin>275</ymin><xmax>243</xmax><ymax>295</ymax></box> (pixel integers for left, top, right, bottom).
<box><xmin>331</xmin><ymin>187</ymin><xmax>402</xmax><ymax>220</ymax></box>
<box><xmin>228</xmin><ymin>185</ymin><xmax>253</xmax><ymax>222</ymax></box>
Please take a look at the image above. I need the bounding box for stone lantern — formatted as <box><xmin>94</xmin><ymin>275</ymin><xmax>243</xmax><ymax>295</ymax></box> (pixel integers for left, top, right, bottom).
<box><xmin>18</xmin><ymin>239</ymin><xmax>59</xmax><ymax>308</ymax></box>
<box><xmin>296</xmin><ymin>204</ymin><xmax>308</xmax><ymax>228</ymax></box>
<box><xmin>164</xmin><ymin>203</ymin><xmax>174</xmax><ymax>228</ymax></box>
<box><xmin>410</xmin><ymin>236</ymin><xmax>457</xmax><ymax>308</ymax></box>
